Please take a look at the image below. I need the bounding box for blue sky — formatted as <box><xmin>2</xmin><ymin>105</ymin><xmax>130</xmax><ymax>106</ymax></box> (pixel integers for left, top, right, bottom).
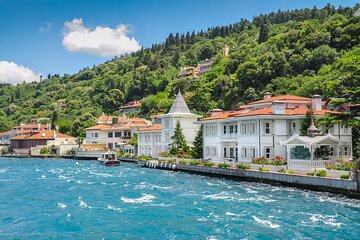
<box><xmin>0</xmin><ymin>0</ymin><xmax>358</xmax><ymax>83</ymax></box>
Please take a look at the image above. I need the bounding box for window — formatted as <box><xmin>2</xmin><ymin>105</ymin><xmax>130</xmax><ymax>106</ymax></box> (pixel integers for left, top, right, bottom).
<box><xmin>264</xmin><ymin>121</ymin><xmax>273</xmax><ymax>135</ymax></box>
<box><xmin>164</xmin><ymin>118</ymin><xmax>170</xmax><ymax>129</ymax></box>
<box><xmin>108</xmin><ymin>132</ymin><xmax>113</xmax><ymax>138</ymax></box>
<box><xmin>165</xmin><ymin>132</ymin><xmax>170</xmax><ymax>142</ymax></box>
<box><xmin>235</xmin><ymin>125</ymin><xmax>238</xmax><ymax>133</ymax></box>
<box><xmin>94</xmin><ymin>133</ymin><xmax>98</xmax><ymax>138</ymax></box>
<box><xmin>108</xmin><ymin>143</ymin><xmax>113</xmax><ymax>149</ymax></box>
<box><xmin>264</xmin><ymin>147</ymin><xmax>273</xmax><ymax>159</ymax></box>
<box><xmin>240</xmin><ymin>122</ymin><xmax>256</xmax><ymax>135</ymax></box>
<box><xmin>230</xmin><ymin>148</ymin><xmax>234</xmax><ymax>158</ymax></box>
<box><xmin>115</xmin><ymin>132</ymin><xmax>121</xmax><ymax>138</ymax></box>
<box><xmin>223</xmin><ymin>126</ymin><xmax>227</xmax><ymax>134</ymax></box>
<box><xmin>224</xmin><ymin>148</ymin><xmax>227</xmax><ymax>157</ymax></box>
<box><xmin>291</xmin><ymin>146</ymin><xmax>311</xmax><ymax>160</ymax></box>
<box><xmin>229</xmin><ymin>125</ymin><xmax>234</xmax><ymax>134</ymax></box>
<box><xmin>342</xmin><ymin>146</ymin><xmax>350</xmax><ymax>156</ymax></box>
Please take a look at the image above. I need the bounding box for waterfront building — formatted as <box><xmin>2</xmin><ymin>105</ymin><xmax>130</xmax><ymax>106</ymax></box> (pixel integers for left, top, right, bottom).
<box><xmin>138</xmin><ymin>91</ymin><xmax>200</xmax><ymax>158</ymax></box>
<box><xmin>0</xmin><ymin>123</ymin><xmax>51</xmax><ymax>145</ymax></box>
<box><xmin>119</xmin><ymin>101</ymin><xmax>142</xmax><ymax>114</ymax></box>
<box><xmin>96</xmin><ymin>113</ymin><xmax>129</xmax><ymax>125</ymax></box>
<box><xmin>84</xmin><ymin>117</ymin><xmax>151</xmax><ymax>153</ymax></box>
<box><xmin>197</xmin><ymin>93</ymin><xmax>352</xmax><ymax>169</ymax></box>
<box><xmin>10</xmin><ymin>130</ymin><xmax>75</xmax><ymax>154</ymax></box>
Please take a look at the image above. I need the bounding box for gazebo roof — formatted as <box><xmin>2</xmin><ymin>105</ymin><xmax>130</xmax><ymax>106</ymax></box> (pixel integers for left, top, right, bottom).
<box><xmin>280</xmin><ymin>133</ymin><xmax>342</xmax><ymax>146</ymax></box>
<box><xmin>168</xmin><ymin>91</ymin><xmax>191</xmax><ymax>114</ymax></box>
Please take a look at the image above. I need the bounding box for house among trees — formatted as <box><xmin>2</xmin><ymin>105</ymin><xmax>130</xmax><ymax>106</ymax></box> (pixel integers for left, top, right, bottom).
<box><xmin>0</xmin><ymin>123</ymin><xmax>51</xmax><ymax>146</ymax></box>
<box><xmin>197</xmin><ymin>93</ymin><xmax>353</xmax><ymax>169</ymax></box>
<box><xmin>138</xmin><ymin>91</ymin><xmax>200</xmax><ymax>157</ymax></box>
<box><xmin>119</xmin><ymin>101</ymin><xmax>142</xmax><ymax>114</ymax></box>
<box><xmin>178</xmin><ymin>59</ymin><xmax>214</xmax><ymax>79</ymax></box>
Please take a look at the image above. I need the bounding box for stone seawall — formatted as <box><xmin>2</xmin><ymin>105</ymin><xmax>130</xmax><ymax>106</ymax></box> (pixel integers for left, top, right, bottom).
<box><xmin>140</xmin><ymin>161</ymin><xmax>359</xmax><ymax>196</ymax></box>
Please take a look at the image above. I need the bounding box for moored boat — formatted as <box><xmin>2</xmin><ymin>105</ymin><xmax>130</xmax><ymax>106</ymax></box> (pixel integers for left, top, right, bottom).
<box><xmin>98</xmin><ymin>152</ymin><xmax>120</xmax><ymax>166</ymax></box>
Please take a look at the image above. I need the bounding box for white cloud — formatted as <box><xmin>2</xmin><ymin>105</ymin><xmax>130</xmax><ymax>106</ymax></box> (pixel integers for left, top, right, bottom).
<box><xmin>62</xmin><ymin>18</ymin><xmax>141</xmax><ymax>57</ymax></box>
<box><xmin>39</xmin><ymin>22</ymin><xmax>53</xmax><ymax>32</ymax></box>
<box><xmin>0</xmin><ymin>61</ymin><xmax>40</xmax><ymax>84</ymax></box>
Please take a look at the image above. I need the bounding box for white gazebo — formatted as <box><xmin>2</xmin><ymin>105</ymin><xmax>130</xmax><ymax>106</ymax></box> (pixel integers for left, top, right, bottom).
<box><xmin>281</xmin><ymin>133</ymin><xmax>344</xmax><ymax>170</ymax></box>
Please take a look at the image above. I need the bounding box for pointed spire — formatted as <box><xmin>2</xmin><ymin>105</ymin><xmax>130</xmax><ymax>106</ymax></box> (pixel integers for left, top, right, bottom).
<box><xmin>168</xmin><ymin>90</ymin><xmax>191</xmax><ymax>114</ymax></box>
<box><xmin>307</xmin><ymin>117</ymin><xmax>318</xmax><ymax>137</ymax></box>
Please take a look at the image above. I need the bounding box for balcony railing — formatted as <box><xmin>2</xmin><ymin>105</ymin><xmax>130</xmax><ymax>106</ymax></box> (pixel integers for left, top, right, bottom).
<box><xmin>221</xmin><ymin>134</ymin><xmax>238</xmax><ymax>140</ymax></box>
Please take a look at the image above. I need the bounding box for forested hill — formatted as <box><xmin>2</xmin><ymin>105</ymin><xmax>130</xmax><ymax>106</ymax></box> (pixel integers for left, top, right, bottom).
<box><xmin>0</xmin><ymin>3</ymin><xmax>359</xmax><ymax>136</ymax></box>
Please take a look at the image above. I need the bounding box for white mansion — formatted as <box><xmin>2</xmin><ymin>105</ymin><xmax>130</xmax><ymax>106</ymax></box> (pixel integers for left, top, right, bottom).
<box><xmin>138</xmin><ymin>91</ymin><xmax>200</xmax><ymax>157</ymax></box>
<box><xmin>198</xmin><ymin>93</ymin><xmax>352</xmax><ymax>169</ymax></box>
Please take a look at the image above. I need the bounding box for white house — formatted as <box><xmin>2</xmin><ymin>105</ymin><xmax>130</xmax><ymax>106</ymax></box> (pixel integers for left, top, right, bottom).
<box><xmin>138</xmin><ymin>91</ymin><xmax>201</xmax><ymax>158</ymax></box>
<box><xmin>197</xmin><ymin>94</ymin><xmax>352</xmax><ymax>169</ymax></box>
<box><xmin>84</xmin><ymin>124</ymin><xmax>111</xmax><ymax>144</ymax></box>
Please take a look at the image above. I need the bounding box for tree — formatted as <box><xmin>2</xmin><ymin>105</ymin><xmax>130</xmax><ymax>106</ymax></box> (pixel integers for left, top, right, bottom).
<box><xmin>51</xmin><ymin>110</ymin><xmax>58</xmax><ymax>130</ymax></box>
<box><xmin>71</xmin><ymin>112</ymin><xmax>96</xmax><ymax>137</ymax></box>
<box><xmin>199</xmin><ymin>42</ymin><xmax>215</xmax><ymax>60</ymax></box>
<box><xmin>128</xmin><ymin>133</ymin><xmax>138</xmax><ymax>155</ymax></box>
<box><xmin>258</xmin><ymin>24</ymin><xmax>269</xmax><ymax>43</ymax></box>
<box><xmin>192</xmin><ymin>125</ymin><xmax>203</xmax><ymax>159</ymax></box>
<box><xmin>170</xmin><ymin>122</ymin><xmax>190</xmax><ymax>154</ymax></box>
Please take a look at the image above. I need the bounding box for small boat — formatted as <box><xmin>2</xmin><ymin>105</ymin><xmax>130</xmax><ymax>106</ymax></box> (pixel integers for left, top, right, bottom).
<box><xmin>98</xmin><ymin>152</ymin><xmax>120</xmax><ymax>166</ymax></box>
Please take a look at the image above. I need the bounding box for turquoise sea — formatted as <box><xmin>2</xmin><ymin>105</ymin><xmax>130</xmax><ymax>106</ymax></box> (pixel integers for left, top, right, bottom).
<box><xmin>0</xmin><ymin>158</ymin><xmax>360</xmax><ymax>239</ymax></box>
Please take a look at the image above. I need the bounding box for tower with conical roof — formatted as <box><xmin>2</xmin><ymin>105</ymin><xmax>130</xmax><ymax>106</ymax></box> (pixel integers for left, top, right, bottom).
<box><xmin>159</xmin><ymin>90</ymin><xmax>201</xmax><ymax>151</ymax></box>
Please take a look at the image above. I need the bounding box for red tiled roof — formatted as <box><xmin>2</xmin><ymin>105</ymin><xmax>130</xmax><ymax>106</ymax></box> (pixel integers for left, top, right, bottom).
<box><xmin>84</xmin><ymin>125</ymin><xmax>111</xmax><ymax>131</ymax></box>
<box><xmin>13</xmin><ymin>123</ymin><xmax>48</xmax><ymax>129</ymax></box>
<box><xmin>140</xmin><ymin>124</ymin><xmax>162</xmax><ymax>131</ymax></box>
<box><xmin>248</xmin><ymin>95</ymin><xmax>312</xmax><ymax>105</ymax></box>
<box><xmin>119</xmin><ymin>101</ymin><xmax>141</xmax><ymax>109</ymax></box>
<box><xmin>200</xmin><ymin>107</ymin><xmax>337</xmax><ymax>121</ymax></box>
<box><xmin>11</xmin><ymin>130</ymin><xmax>74</xmax><ymax>140</ymax></box>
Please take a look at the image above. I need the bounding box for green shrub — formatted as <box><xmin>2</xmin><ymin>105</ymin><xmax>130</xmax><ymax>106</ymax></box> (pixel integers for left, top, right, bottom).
<box><xmin>179</xmin><ymin>160</ymin><xmax>188</xmax><ymax>164</ymax></box>
<box><xmin>203</xmin><ymin>162</ymin><xmax>215</xmax><ymax>167</ymax></box>
<box><xmin>286</xmin><ymin>170</ymin><xmax>294</xmax><ymax>174</ymax></box>
<box><xmin>236</xmin><ymin>164</ymin><xmax>250</xmax><ymax>170</ymax></box>
<box><xmin>189</xmin><ymin>160</ymin><xmax>201</xmax><ymax>165</ymax></box>
<box><xmin>138</xmin><ymin>155</ymin><xmax>152</xmax><ymax>161</ymax></box>
<box><xmin>218</xmin><ymin>163</ymin><xmax>231</xmax><ymax>168</ymax></box>
<box><xmin>252</xmin><ymin>157</ymin><xmax>269</xmax><ymax>165</ymax></box>
<box><xmin>340</xmin><ymin>174</ymin><xmax>350</xmax><ymax>180</ymax></box>
<box><xmin>315</xmin><ymin>170</ymin><xmax>327</xmax><ymax>177</ymax></box>
<box><xmin>306</xmin><ymin>172</ymin><xmax>315</xmax><ymax>176</ymax></box>
<box><xmin>167</xmin><ymin>159</ymin><xmax>176</xmax><ymax>163</ymax></box>
<box><xmin>259</xmin><ymin>167</ymin><xmax>270</xmax><ymax>172</ymax></box>
<box><xmin>326</xmin><ymin>160</ymin><xmax>354</xmax><ymax>171</ymax></box>
<box><xmin>40</xmin><ymin>147</ymin><xmax>51</xmax><ymax>155</ymax></box>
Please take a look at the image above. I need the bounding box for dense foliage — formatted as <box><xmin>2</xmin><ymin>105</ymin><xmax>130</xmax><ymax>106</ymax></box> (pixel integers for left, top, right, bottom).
<box><xmin>0</xmin><ymin>4</ymin><xmax>359</xmax><ymax>141</ymax></box>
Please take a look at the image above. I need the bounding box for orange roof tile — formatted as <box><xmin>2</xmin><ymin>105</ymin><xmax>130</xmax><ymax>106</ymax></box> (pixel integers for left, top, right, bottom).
<box><xmin>13</xmin><ymin>123</ymin><xmax>48</xmax><ymax>129</ymax></box>
<box><xmin>200</xmin><ymin>107</ymin><xmax>337</xmax><ymax>121</ymax></box>
<box><xmin>248</xmin><ymin>95</ymin><xmax>312</xmax><ymax>105</ymax></box>
<box><xmin>199</xmin><ymin>112</ymin><xmax>233</xmax><ymax>121</ymax></box>
<box><xmin>140</xmin><ymin>124</ymin><xmax>162</xmax><ymax>131</ymax></box>
<box><xmin>84</xmin><ymin>125</ymin><xmax>111</xmax><ymax>131</ymax></box>
<box><xmin>11</xmin><ymin>130</ymin><xmax>74</xmax><ymax>140</ymax></box>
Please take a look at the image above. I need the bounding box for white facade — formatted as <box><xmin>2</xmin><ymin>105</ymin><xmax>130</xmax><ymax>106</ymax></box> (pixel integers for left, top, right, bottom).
<box><xmin>138</xmin><ymin>91</ymin><xmax>200</xmax><ymax>158</ymax></box>
<box><xmin>85</xmin><ymin>129</ymin><xmax>108</xmax><ymax>144</ymax></box>
<box><xmin>199</xmin><ymin>95</ymin><xmax>353</xmax><ymax>168</ymax></box>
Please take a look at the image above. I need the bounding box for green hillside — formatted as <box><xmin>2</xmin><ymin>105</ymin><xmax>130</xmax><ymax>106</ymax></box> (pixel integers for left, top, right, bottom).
<box><xmin>0</xmin><ymin>3</ymin><xmax>359</xmax><ymax>136</ymax></box>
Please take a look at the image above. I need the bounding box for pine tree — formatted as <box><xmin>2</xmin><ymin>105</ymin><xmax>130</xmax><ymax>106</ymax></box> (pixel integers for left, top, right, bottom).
<box><xmin>192</xmin><ymin>125</ymin><xmax>203</xmax><ymax>159</ymax></box>
<box><xmin>51</xmin><ymin>110</ymin><xmax>58</xmax><ymax>130</ymax></box>
<box><xmin>170</xmin><ymin>122</ymin><xmax>190</xmax><ymax>154</ymax></box>
<box><xmin>258</xmin><ymin>24</ymin><xmax>269</xmax><ymax>44</ymax></box>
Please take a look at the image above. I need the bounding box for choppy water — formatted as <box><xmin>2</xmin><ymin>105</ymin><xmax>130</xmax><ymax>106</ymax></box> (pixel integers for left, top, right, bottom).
<box><xmin>0</xmin><ymin>158</ymin><xmax>360</xmax><ymax>239</ymax></box>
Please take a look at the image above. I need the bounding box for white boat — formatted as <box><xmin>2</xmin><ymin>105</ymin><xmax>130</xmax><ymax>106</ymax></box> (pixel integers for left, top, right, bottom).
<box><xmin>98</xmin><ymin>152</ymin><xmax>120</xmax><ymax>166</ymax></box>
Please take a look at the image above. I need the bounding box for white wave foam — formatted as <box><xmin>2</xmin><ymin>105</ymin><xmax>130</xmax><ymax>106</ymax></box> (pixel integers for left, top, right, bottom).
<box><xmin>78</xmin><ymin>197</ymin><xmax>92</xmax><ymax>209</ymax></box>
<box><xmin>120</xmin><ymin>194</ymin><xmax>155</xmax><ymax>203</ymax></box>
<box><xmin>107</xmin><ymin>205</ymin><xmax>122</xmax><ymax>211</ymax></box>
<box><xmin>149</xmin><ymin>203</ymin><xmax>175</xmax><ymax>207</ymax></box>
<box><xmin>225</xmin><ymin>212</ymin><xmax>242</xmax><ymax>217</ymax></box>
<box><xmin>204</xmin><ymin>192</ymin><xmax>275</xmax><ymax>203</ymax></box>
<box><xmin>0</xmin><ymin>168</ymin><xmax>8</xmax><ymax>173</ymax></box>
<box><xmin>135</xmin><ymin>182</ymin><xmax>173</xmax><ymax>190</ymax></box>
<box><xmin>310</xmin><ymin>214</ymin><xmax>342</xmax><ymax>227</ymax></box>
<box><xmin>253</xmin><ymin>216</ymin><xmax>280</xmax><ymax>229</ymax></box>
<box><xmin>58</xmin><ymin>202</ymin><xmax>67</xmax><ymax>208</ymax></box>
<box><xmin>75</xmin><ymin>162</ymin><xmax>80</xmax><ymax>165</ymax></box>
<box><xmin>41</xmin><ymin>175</ymin><xmax>46</xmax><ymax>179</ymax></box>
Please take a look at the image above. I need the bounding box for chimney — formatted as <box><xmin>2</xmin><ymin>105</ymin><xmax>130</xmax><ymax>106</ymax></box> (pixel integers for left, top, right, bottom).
<box><xmin>311</xmin><ymin>95</ymin><xmax>322</xmax><ymax>111</ymax></box>
<box><xmin>37</xmin><ymin>123</ymin><xmax>41</xmax><ymax>130</ymax></box>
<box><xmin>271</xmin><ymin>101</ymin><xmax>285</xmax><ymax>115</ymax></box>
<box><xmin>47</xmin><ymin>123</ymin><xmax>51</xmax><ymax>130</ymax></box>
<box><xmin>210</xmin><ymin>109</ymin><xmax>223</xmax><ymax>117</ymax></box>
<box><xmin>264</xmin><ymin>92</ymin><xmax>272</xmax><ymax>100</ymax></box>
